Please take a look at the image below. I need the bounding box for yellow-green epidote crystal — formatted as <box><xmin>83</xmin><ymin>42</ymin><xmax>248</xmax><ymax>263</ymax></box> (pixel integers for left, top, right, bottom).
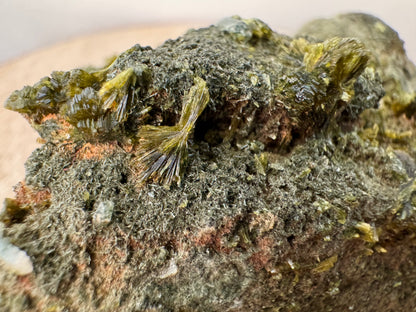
<box><xmin>133</xmin><ymin>77</ymin><xmax>209</xmax><ymax>185</ymax></box>
<box><xmin>297</xmin><ymin>13</ymin><xmax>416</xmax><ymax>116</ymax></box>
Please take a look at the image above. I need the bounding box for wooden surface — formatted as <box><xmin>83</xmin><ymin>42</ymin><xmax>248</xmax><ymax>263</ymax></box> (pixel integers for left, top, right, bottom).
<box><xmin>0</xmin><ymin>24</ymin><xmax>201</xmax><ymax>201</ymax></box>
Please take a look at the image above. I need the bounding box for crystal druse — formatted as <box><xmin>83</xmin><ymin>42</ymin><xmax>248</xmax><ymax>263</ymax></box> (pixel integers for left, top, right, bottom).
<box><xmin>1</xmin><ymin>13</ymin><xmax>416</xmax><ymax>311</ymax></box>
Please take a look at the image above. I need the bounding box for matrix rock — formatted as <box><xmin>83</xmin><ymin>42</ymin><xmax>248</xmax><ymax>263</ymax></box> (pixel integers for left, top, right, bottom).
<box><xmin>1</xmin><ymin>14</ymin><xmax>416</xmax><ymax>312</ymax></box>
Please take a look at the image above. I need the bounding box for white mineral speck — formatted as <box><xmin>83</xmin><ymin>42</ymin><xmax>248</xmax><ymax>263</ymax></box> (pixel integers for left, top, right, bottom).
<box><xmin>287</xmin><ymin>259</ymin><xmax>295</xmax><ymax>270</ymax></box>
<box><xmin>159</xmin><ymin>259</ymin><xmax>178</xmax><ymax>279</ymax></box>
<box><xmin>0</xmin><ymin>236</ymin><xmax>33</xmax><ymax>275</ymax></box>
<box><xmin>92</xmin><ymin>200</ymin><xmax>114</xmax><ymax>225</ymax></box>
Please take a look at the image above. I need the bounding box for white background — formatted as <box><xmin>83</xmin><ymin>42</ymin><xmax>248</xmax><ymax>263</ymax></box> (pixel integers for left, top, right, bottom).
<box><xmin>1</xmin><ymin>0</ymin><xmax>415</xmax><ymax>64</ymax></box>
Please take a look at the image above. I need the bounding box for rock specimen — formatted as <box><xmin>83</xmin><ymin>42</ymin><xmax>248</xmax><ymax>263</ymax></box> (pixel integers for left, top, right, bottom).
<box><xmin>1</xmin><ymin>13</ymin><xmax>416</xmax><ymax>311</ymax></box>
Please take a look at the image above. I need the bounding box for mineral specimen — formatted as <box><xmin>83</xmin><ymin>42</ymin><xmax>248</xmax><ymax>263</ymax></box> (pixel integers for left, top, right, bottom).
<box><xmin>1</xmin><ymin>13</ymin><xmax>416</xmax><ymax>312</ymax></box>
<box><xmin>298</xmin><ymin>13</ymin><xmax>416</xmax><ymax>116</ymax></box>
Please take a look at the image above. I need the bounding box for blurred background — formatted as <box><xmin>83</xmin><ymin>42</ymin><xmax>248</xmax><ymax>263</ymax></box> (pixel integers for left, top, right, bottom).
<box><xmin>1</xmin><ymin>0</ymin><xmax>416</xmax><ymax>64</ymax></box>
<box><xmin>0</xmin><ymin>0</ymin><xmax>415</xmax><ymax>200</ymax></box>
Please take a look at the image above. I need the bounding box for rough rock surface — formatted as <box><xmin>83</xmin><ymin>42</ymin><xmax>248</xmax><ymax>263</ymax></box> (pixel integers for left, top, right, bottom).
<box><xmin>1</xmin><ymin>13</ymin><xmax>416</xmax><ymax>312</ymax></box>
